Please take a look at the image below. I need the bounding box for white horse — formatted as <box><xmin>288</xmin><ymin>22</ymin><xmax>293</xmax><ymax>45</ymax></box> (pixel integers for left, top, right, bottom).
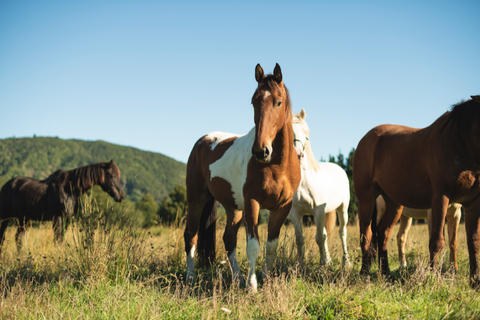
<box><xmin>289</xmin><ymin>109</ymin><xmax>351</xmax><ymax>266</ymax></box>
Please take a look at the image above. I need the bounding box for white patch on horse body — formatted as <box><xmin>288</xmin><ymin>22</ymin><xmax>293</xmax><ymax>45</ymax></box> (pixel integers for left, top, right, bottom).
<box><xmin>246</xmin><ymin>235</ymin><xmax>260</xmax><ymax>291</ymax></box>
<box><xmin>208</xmin><ymin>128</ymin><xmax>255</xmax><ymax>209</ymax></box>
<box><xmin>186</xmin><ymin>244</ymin><xmax>196</xmax><ymax>281</ymax></box>
<box><xmin>205</xmin><ymin>131</ymin><xmax>240</xmax><ymax>151</ymax></box>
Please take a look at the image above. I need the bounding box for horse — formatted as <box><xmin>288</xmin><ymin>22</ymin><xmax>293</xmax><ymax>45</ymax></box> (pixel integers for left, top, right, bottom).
<box><xmin>0</xmin><ymin>160</ymin><xmax>125</xmax><ymax>252</ymax></box>
<box><xmin>353</xmin><ymin>95</ymin><xmax>480</xmax><ymax>288</ymax></box>
<box><xmin>376</xmin><ymin>195</ymin><xmax>462</xmax><ymax>269</ymax></box>
<box><xmin>288</xmin><ymin>108</ymin><xmax>351</xmax><ymax>267</ymax></box>
<box><xmin>184</xmin><ymin>64</ymin><xmax>301</xmax><ymax>291</ymax></box>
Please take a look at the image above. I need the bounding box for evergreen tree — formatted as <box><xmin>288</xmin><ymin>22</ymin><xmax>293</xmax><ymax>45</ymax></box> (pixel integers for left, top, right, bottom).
<box><xmin>158</xmin><ymin>184</ymin><xmax>187</xmax><ymax>224</ymax></box>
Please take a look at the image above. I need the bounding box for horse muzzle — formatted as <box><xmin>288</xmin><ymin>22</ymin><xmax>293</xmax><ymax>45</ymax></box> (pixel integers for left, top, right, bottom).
<box><xmin>252</xmin><ymin>146</ymin><xmax>272</xmax><ymax>163</ymax></box>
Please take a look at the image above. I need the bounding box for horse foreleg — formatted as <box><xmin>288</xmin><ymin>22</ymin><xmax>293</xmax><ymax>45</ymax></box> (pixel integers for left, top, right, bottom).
<box><xmin>464</xmin><ymin>205</ymin><xmax>480</xmax><ymax>289</ymax></box>
<box><xmin>289</xmin><ymin>207</ymin><xmax>305</xmax><ymax>265</ymax></box>
<box><xmin>428</xmin><ymin>195</ymin><xmax>449</xmax><ymax>270</ymax></box>
<box><xmin>264</xmin><ymin>204</ymin><xmax>292</xmax><ymax>277</ymax></box>
<box><xmin>335</xmin><ymin>205</ymin><xmax>351</xmax><ymax>268</ymax></box>
<box><xmin>396</xmin><ymin>214</ymin><xmax>412</xmax><ymax>269</ymax></box>
<box><xmin>15</xmin><ymin>218</ymin><xmax>27</xmax><ymax>252</ymax></box>
<box><xmin>244</xmin><ymin>199</ymin><xmax>261</xmax><ymax>291</ymax></box>
<box><xmin>314</xmin><ymin>206</ymin><xmax>331</xmax><ymax>266</ymax></box>
<box><xmin>447</xmin><ymin>205</ymin><xmax>461</xmax><ymax>271</ymax></box>
<box><xmin>377</xmin><ymin>195</ymin><xmax>403</xmax><ymax>276</ymax></box>
<box><xmin>223</xmin><ymin>208</ymin><xmax>245</xmax><ymax>287</ymax></box>
<box><xmin>52</xmin><ymin>216</ymin><xmax>63</xmax><ymax>243</ymax></box>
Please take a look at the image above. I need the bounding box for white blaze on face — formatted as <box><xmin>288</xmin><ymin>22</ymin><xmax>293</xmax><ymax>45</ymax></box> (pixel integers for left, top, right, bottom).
<box><xmin>264</xmin><ymin>91</ymin><xmax>271</xmax><ymax>99</ymax></box>
<box><xmin>208</xmin><ymin>129</ymin><xmax>255</xmax><ymax>209</ymax></box>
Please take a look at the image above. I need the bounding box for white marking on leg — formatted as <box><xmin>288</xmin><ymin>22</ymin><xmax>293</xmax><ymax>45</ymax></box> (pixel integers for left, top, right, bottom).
<box><xmin>263</xmin><ymin>238</ymin><xmax>279</xmax><ymax>278</ymax></box>
<box><xmin>246</xmin><ymin>235</ymin><xmax>260</xmax><ymax>291</ymax></box>
<box><xmin>186</xmin><ymin>245</ymin><xmax>196</xmax><ymax>282</ymax></box>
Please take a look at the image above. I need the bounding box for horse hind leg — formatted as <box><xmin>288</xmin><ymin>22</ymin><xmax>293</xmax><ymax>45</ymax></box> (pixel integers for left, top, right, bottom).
<box><xmin>396</xmin><ymin>214</ymin><xmax>412</xmax><ymax>269</ymax></box>
<box><xmin>223</xmin><ymin>208</ymin><xmax>245</xmax><ymax>287</ymax></box>
<box><xmin>184</xmin><ymin>195</ymin><xmax>216</xmax><ymax>283</ymax></box>
<box><xmin>0</xmin><ymin>219</ymin><xmax>8</xmax><ymax>254</ymax></box>
<box><xmin>447</xmin><ymin>205</ymin><xmax>461</xmax><ymax>271</ymax></box>
<box><xmin>52</xmin><ymin>216</ymin><xmax>64</xmax><ymax>243</ymax></box>
<box><xmin>377</xmin><ymin>195</ymin><xmax>403</xmax><ymax>276</ymax></box>
<box><xmin>314</xmin><ymin>206</ymin><xmax>331</xmax><ymax>266</ymax></box>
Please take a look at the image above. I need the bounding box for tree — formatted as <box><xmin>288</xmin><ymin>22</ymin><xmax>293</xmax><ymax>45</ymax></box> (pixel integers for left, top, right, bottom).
<box><xmin>158</xmin><ymin>184</ymin><xmax>187</xmax><ymax>224</ymax></box>
<box><xmin>135</xmin><ymin>193</ymin><xmax>159</xmax><ymax>228</ymax></box>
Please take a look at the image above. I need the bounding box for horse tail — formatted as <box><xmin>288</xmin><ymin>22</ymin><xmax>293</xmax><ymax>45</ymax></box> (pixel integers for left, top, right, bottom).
<box><xmin>197</xmin><ymin>197</ymin><xmax>217</xmax><ymax>268</ymax></box>
<box><xmin>370</xmin><ymin>199</ymin><xmax>378</xmax><ymax>259</ymax></box>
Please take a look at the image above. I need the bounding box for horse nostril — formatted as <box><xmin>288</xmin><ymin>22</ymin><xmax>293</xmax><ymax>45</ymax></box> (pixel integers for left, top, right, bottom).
<box><xmin>264</xmin><ymin>147</ymin><xmax>270</xmax><ymax>157</ymax></box>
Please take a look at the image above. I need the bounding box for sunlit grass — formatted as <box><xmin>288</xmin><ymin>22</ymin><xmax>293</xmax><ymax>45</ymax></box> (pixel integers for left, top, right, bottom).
<box><xmin>1</xmin><ymin>202</ymin><xmax>480</xmax><ymax>319</ymax></box>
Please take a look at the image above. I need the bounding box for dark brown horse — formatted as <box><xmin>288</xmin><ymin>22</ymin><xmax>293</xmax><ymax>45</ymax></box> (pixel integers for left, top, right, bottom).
<box><xmin>0</xmin><ymin>160</ymin><xmax>125</xmax><ymax>252</ymax></box>
<box><xmin>184</xmin><ymin>64</ymin><xmax>301</xmax><ymax>291</ymax></box>
<box><xmin>353</xmin><ymin>95</ymin><xmax>480</xmax><ymax>288</ymax></box>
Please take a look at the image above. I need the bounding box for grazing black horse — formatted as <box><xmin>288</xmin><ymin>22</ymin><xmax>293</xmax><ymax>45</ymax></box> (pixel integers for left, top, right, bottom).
<box><xmin>0</xmin><ymin>160</ymin><xmax>125</xmax><ymax>252</ymax></box>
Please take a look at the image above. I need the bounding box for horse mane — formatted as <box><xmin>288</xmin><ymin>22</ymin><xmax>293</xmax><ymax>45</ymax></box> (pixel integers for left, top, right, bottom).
<box><xmin>252</xmin><ymin>75</ymin><xmax>293</xmax><ymax>124</ymax></box>
<box><xmin>43</xmin><ymin>162</ymin><xmax>120</xmax><ymax>197</ymax></box>
<box><xmin>444</xmin><ymin>97</ymin><xmax>480</xmax><ymax>136</ymax></box>
<box><xmin>293</xmin><ymin>113</ymin><xmax>321</xmax><ymax>172</ymax></box>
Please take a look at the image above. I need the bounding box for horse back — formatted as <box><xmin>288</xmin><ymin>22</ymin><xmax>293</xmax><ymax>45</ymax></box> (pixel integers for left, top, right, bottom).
<box><xmin>354</xmin><ymin>124</ymin><xmax>433</xmax><ymax>208</ymax></box>
<box><xmin>1</xmin><ymin>176</ymin><xmax>51</xmax><ymax>220</ymax></box>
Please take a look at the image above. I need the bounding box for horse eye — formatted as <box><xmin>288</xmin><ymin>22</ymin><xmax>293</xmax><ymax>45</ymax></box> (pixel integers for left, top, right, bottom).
<box><xmin>276</xmin><ymin>101</ymin><xmax>282</xmax><ymax>107</ymax></box>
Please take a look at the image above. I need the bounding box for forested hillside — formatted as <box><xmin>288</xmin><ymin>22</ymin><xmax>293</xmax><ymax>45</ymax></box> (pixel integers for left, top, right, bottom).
<box><xmin>0</xmin><ymin>137</ymin><xmax>186</xmax><ymax>202</ymax></box>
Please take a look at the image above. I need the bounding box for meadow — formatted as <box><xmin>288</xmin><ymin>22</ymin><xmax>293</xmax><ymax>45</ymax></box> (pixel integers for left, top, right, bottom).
<box><xmin>1</xmin><ymin>196</ymin><xmax>480</xmax><ymax>319</ymax></box>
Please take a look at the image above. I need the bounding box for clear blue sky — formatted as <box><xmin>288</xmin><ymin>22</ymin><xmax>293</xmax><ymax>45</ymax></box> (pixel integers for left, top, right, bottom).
<box><xmin>1</xmin><ymin>1</ymin><xmax>479</xmax><ymax>164</ymax></box>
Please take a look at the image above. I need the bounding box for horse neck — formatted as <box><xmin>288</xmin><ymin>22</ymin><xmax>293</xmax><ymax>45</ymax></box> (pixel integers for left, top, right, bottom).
<box><xmin>272</xmin><ymin>119</ymin><xmax>296</xmax><ymax>164</ymax></box>
<box><xmin>67</xmin><ymin>166</ymin><xmax>102</xmax><ymax>197</ymax></box>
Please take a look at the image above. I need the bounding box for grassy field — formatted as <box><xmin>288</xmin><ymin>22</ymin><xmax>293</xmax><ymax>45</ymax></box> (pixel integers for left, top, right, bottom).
<box><xmin>1</xmin><ymin>202</ymin><xmax>480</xmax><ymax>319</ymax></box>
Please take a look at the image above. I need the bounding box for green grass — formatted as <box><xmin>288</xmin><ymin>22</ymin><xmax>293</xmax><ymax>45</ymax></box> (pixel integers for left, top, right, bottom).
<box><xmin>1</xmin><ymin>202</ymin><xmax>480</xmax><ymax>319</ymax></box>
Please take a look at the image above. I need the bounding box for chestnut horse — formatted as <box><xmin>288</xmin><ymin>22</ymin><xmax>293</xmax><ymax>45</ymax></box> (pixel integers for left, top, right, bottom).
<box><xmin>353</xmin><ymin>95</ymin><xmax>480</xmax><ymax>288</ymax></box>
<box><xmin>289</xmin><ymin>109</ymin><xmax>351</xmax><ymax>267</ymax></box>
<box><xmin>376</xmin><ymin>195</ymin><xmax>462</xmax><ymax>269</ymax></box>
<box><xmin>184</xmin><ymin>64</ymin><xmax>301</xmax><ymax>291</ymax></box>
<box><xmin>0</xmin><ymin>160</ymin><xmax>125</xmax><ymax>252</ymax></box>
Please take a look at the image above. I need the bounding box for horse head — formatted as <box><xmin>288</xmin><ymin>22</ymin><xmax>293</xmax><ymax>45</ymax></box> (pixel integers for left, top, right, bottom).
<box><xmin>293</xmin><ymin>108</ymin><xmax>309</xmax><ymax>163</ymax></box>
<box><xmin>251</xmin><ymin>63</ymin><xmax>291</xmax><ymax>163</ymax></box>
<box><xmin>100</xmin><ymin>160</ymin><xmax>125</xmax><ymax>202</ymax></box>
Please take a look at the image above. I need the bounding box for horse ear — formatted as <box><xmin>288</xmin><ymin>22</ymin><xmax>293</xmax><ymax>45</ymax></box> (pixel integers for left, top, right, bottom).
<box><xmin>108</xmin><ymin>159</ymin><xmax>114</xmax><ymax>167</ymax></box>
<box><xmin>471</xmin><ymin>95</ymin><xmax>480</xmax><ymax>103</ymax></box>
<box><xmin>255</xmin><ymin>64</ymin><xmax>264</xmax><ymax>83</ymax></box>
<box><xmin>273</xmin><ymin>63</ymin><xmax>282</xmax><ymax>83</ymax></box>
<box><xmin>300</xmin><ymin>108</ymin><xmax>306</xmax><ymax>119</ymax></box>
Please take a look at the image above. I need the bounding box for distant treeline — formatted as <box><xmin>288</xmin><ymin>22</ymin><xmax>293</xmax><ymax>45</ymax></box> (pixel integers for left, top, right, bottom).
<box><xmin>0</xmin><ymin>137</ymin><xmax>186</xmax><ymax>202</ymax></box>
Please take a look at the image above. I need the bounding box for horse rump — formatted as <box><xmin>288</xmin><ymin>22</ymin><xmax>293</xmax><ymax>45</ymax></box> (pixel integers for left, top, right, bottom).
<box><xmin>197</xmin><ymin>197</ymin><xmax>218</xmax><ymax>268</ymax></box>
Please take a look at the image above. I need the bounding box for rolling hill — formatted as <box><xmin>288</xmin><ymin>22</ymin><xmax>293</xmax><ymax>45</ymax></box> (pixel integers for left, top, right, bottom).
<box><xmin>0</xmin><ymin>137</ymin><xmax>186</xmax><ymax>202</ymax></box>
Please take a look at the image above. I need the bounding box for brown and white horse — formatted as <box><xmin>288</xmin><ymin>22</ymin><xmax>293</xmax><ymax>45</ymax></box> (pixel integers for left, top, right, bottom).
<box><xmin>184</xmin><ymin>64</ymin><xmax>301</xmax><ymax>291</ymax></box>
<box><xmin>353</xmin><ymin>96</ymin><xmax>480</xmax><ymax>288</ymax></box>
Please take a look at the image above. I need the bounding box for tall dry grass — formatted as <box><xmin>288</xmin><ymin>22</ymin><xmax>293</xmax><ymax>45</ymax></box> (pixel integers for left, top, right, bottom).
<box><xmin>1</xmin><ymin>199</ymin><xmax>480</xmax><ymax>319</ymax></box>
